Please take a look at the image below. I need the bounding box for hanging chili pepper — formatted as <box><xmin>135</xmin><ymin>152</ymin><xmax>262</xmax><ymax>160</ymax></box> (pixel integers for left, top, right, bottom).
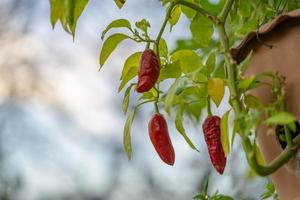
<box><xmin>136</xmin><ymin>49</ymin><xmax>160</xmax><ymax>93</ymax></box>
<box><xmin>149</xmin><ymin>113</ymin><xmax>175</xmax><ymax>165</ymax></box>
<box><xmin>202</xmin><ymin>116</ymin><xmax>226</xmax><ymax>174</ymax></box>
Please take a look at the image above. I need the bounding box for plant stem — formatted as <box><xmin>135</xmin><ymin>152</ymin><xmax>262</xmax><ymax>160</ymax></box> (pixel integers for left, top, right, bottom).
<box><xmin>218</xmin><ymin>0</ymin><xmax>235</xmax><ymax>21</ymax></box>
<box><xmin>156</xmin><ymin>0</ymin><xmax>300</xmax><ymax>176</ymax></box>
<box><xmin>207</xmin><ymin>97</ymin><xmax>212</xmax><ymax>116</ymax></box>
<box><xmin>155</xmin><ymin>0</ymin><xmax>216</xmax><ymax>57</ymax></box>
<box><xmin>284</xmin><ymin>125</ymin><xmax>293</xmax><ymax>148</ymax></box>
<box><xmin>216</xmin><ymin>0</ymin><xmax>300</xmax><ymax>175</ymax></box>
<box><xmin>175</xmin><ymin>0</ymin><xmax>216</xmax><ymax>21</ymax></box>
<box><xmin>242</xmin><ymin>134</ymin><xmax>300</xmax><ymax>176</ymax></box>
<box><xmin>216</xmin><ymin>24</ymin><xmax>241</xmax><ymax>115</ymax></box>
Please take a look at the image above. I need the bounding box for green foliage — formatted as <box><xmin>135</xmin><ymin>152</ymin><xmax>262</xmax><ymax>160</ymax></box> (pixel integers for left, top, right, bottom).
<box><xmin>169</xmin><ymin>5</ymin><xmax>181</xmax><ymax>31</ymax></box>
<box><xmin>207</xmin><ymin>78</ymin><xmax>225</xmax><ymax>107</ymax></box>
<box><xmin>190</xmin><ymin>13</ymin><xmax>214</xmax><ymax>47</ymax></box>
<box><xmin>265</xmin><ymin>112</ymin><xmax>297</xmax><ymax>126</ymax></box>
<box><xmin>123</xmin><ymin>107</ymin><xmax>136</xmax><ymax>160</ymax></box>
<box><xmin>99</xmin><ymin>33</ymin><xmax>129</xmax><ymax>67</ymax></box>
<box><xmin>260</xmin><ymin>182</ymin><xmax>278</xmax><ymax>200</ymax></box>
<box><xmin>101</xmin><ymin>19</ymin><xmax>132</xmax><ymax>40</ymax></box>
<box><xmin>175</xmin><ymin>106</ymin><xmax>199</xmax><ymax>151</ymax></box>
<box><xmin>193</xmin><ymin>177</ymin><xmax>234</xmax><ymax>200</ymax></box>
<box><xmin>50</xmin><ymin>0</ymin><xmax>89</xmax><ymax>37</ymax></box>
<box><xmin>171</xmin><ymin>49</ymin><xmax>202</xmax><ymax>74</ymax></box>
<box><xmin>158</xmin><ymin>61</ymin><xmax>182</xmax><ymax>82</ymax></box>
<box><xmin>122</xmin><ymin>84</ymin><xmax>135</xmax><ymax>114</ymax></box>
<box><xmin>50</xmin><ymin>0</ymin><xmax>300</xmax><ymax>191</ymax></box>
<box><xmin>119</xmin><ymin>52</ymin><xmax>142</xmax><ymax>92</ymax></box>
<box><xmin>114</xmin><ymin>0</ymin><xmax>126</xmax><ymax>9</ymax></box>
<box><xmin>220</xmin><ymin>110</ymin><xmax>230</xmax><ymax>155</ymax></box>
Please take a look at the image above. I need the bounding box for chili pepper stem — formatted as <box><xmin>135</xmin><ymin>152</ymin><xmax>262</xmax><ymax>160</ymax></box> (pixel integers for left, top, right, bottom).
<box><xmin>154</xmin><ymin>101</ymin><xmax>160</xmax><ymax>114</ymax></box>
<box><xmin>207</xmin><ymin>97</ymin><xmax>212</xmax><ymax>117</ymax></box>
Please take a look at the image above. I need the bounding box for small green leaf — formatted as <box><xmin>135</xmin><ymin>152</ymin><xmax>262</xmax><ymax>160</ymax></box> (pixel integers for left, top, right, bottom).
<box><xmin>238</xmin><ymin>75</ymin><xmax>256</xmax><ymax>90</ymax></box>
<box><xmin>244</xmin><ymin>94</ymin><xmax>263</xmax><ymax>109</ymax></box>
<box><xmin>114</xmin><ymin>0</ymin><xmax>126</xmax><ymax>9</ymax></box>
<box><xmin>158</xmin><ymin>61</ymin><xmax>182</xmax><ymax>82</ymax></box>
<box><xmin>264</xmin><ymin>112</ymin><xmax>297</xmax><ymax>126</ymax></box>
<box><xmin>171</xmin><ymin>49</ymin><xmax>202</xmax><ymax>74</ymax></box>
<box><xmin>101</xmin><ymin>19</ymin><xmax>132</xmax><ymax>40</ymax></box>
<box><xmin>190</xmin><ymin>13</ymin><xmax>214</xmax><ymax>47</ymax></box>
<box><xmin>175</xmin><ymin>106</ymin><xmax>199</xmax><ymax>151</ymax></box>
<box><xmin>213</xmin><ymin>60</ymin><xmax>225</xmax><ymax>79</ymax></box>
<box><xmin>169</xmin><ymin>5</ymin><xmax>181</xmax><ymax>30</ymax></box>
<box><xmin>65</xmin><ymin>0</ymin><xmax>89</xmax><ymax>37</ymax></box>
<box><xmin>140</xmin><ymin>88</ymin><xmax>158</xmax><ymax>100</ymax></box>
<box><xmin>100</xmin><ymin>33</ymin><xmax>129</xmax><ymax>67</ymax></box>
<box><xmin>153</xmin><ymin>38</ymin><xmax>168</xmax><ymax>58</ymax></box>
<box><xmin>135</xmin><ymin>19</ymin><xmax>150</xmax><ymax>33</ymax></box>
<box><xmin>181</xmin><ymin>0</ymin><xmax>196</xmax><ymax>19</ymax></box>
<box><xmin>165</xmin><ymin>78</ymin><xmax>182</xmax><ymax>113</ymax></box>
<box><xmin>207</xmin><ymin>78</ymin><xmax>225</xmax><ymax>107</ymax></box>
<box><xmin>118</xmin><ymin>67</ymin><xmax>138</xmax><ymax>92</ymax></box>
<box><xmin>123</xmin><ymin>84</ymin><xmax>135</xmax><ymax>114</ymax></box>
<box><xmin>205</xmin><ymin>51</ymin><xmax>216</xmax><ymax>75</ymax></box>
<box><xmin>221</xmin><ymin>110</ymin><xmax>230</xmax><ymax>156</ymax></box>
<box><xmin>120</xmin><ymin>52</ymin><xmax>142</xmax><ymax>80</ymax></box>
<box><xmin>50</xmin><ymin>0</ymin><xmax>64</xmax><ymax>28</ymax></box>
<box><xmin>123</xmin><ymin>108</ymin><xmax>136</xmax><ymax>160</ymax></box>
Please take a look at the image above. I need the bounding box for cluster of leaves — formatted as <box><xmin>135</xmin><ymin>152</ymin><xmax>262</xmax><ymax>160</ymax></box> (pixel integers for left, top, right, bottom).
<box><xmin>193</xmin><ymin>177</ymin><xmax>233</xmax><ymax>200</ymax></box>
<box><xmin>49</xmin><ymin>0</ymin><xmax>300</xmax><ymax>177</ymax></box>
<box><xmin>260</xmin><ymin>182</ymin><xmax>279</xmax><ymax>200</ymax></box>
<box><xmin>193</xmin><ymin>178</ymin><xmax>279</xmax><ymax>200</ymax></box>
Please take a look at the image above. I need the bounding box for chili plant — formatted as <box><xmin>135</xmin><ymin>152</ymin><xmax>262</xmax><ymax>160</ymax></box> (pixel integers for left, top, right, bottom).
<box><xmin>49</xmin><ymin>0</ymin><xmax>300</xmax><ymax>177</ymax></box>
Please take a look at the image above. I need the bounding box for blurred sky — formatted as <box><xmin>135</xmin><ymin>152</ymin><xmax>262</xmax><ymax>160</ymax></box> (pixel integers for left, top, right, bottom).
<box><xmin>0</xmin><ymin>0</ymin><xmax>268</xmax><ymax>199</ymax></box>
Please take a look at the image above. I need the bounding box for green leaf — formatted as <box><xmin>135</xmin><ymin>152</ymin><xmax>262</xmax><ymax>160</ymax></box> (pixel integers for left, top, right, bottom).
<box><xmin>165</xmin><ymin>78</ymin><xmax>182</xmax><ymax>113</ymax></box>
<box><xmin>123</xmin><ymin>108</ymin><xmax>136</xmax><ymax>160</ymax></box>
<box><xmin>49</xmin><ymin>0</ymin><xmax>88</xmax><ymax>36</ymax></box>
<box><xmin>175</xmin><ymin>106</ymin><xmax>199</xmax><ymax>151</ymax></box>
<box><xmin>244</xmin><ymin>94</ymin><xmax>263</xmax><ymax>109</ymax></box>
<box><xmin>181</xmin><ymin>0</ymin><xmax>197</xmax><ymax>19</ymax></box>
<box><xmin>114</xmin><ymin>0</ymin><xmax>126</xmax><ymax>9</ymax></box>
<box><xmin>169</xmin><ymin>5</ymin><xmax>181</xmax><ymax>30</ymax></box>
<box><xmin>120</xmin><ymin>52</ymin><xmax>142</xmax><ymax>80</ymax></box>
<box><xmin>135</xmin><ymin>19</ymin><xmax>150</xmax><ymax>33</ymax></box>
<box><xmin>118</xmin><ymin>67</ymin><xmax>138</xmax><ymax>92</ymax></box>
<box><xmin>238</xmin><ymin>75</ymin><xmax>256</xmax><ymax>91</ymax></box>
<box><xmin>264</xmin><ymin>112</ymin><xmax>297</xmax><ymax>126</ymax></box>
<box><xmin>100</xmin><ymin>33</ymin><xmax>129</xmax><ymax>67</ymax></box>
<box><xmin>221</xmin><ymin>110</ymin><xmax>230</xmax><ymax>156</ymax></box>
<box><xmin>158</xmin><ymin>60</ymin><xmax>181</xmax><ymax>82</ymax></box>
<box><xmin>171</xmin><ymin>49</ymin><xmax>202</xmax><ymax>74</ymax></box>
<box><xmin>123</xmin><ymin>84</ymin><xmax>135</xmax><ymax>114</ymax></box>
<box><xmin>153</xmin><ymin>38</ymin><xmax>168</xmax><ymax>58</ymax></box>
<box><xmin>50</xmin><ymin>0</ymin><xmax>64</xmax><ymax>28</ymax></box>
<box><xmin>65</xmin><ymin>0</ymin><xmax>89</xmax><ymax>37</ymax></box>
<box><xmin>101</xmin><ymin>19</ymin><xmax>132</xmax><ymax>40</ymax></box>
<box><xmin>213</xmin><ymin>60</ymin><xmax>225</xmax><ymax>79</ymax></box>
<box><xmin>190</xmin><ymin>13</ymin><xmax>214</xmax><ymax>47</ymax></box>
<box><xmin>140</xmin><ymin>88</ymin><xmax>158</xmax><ymax>100</ymax></box>
<box><xmin>207</xmin><ymin>78</ymin><xmax>225</xmax><ymax>107</ymax></box>
<box><xmin>205</xmin><ymin>51</ymin><xmax>216</xmax><ymax>75</ymax></box>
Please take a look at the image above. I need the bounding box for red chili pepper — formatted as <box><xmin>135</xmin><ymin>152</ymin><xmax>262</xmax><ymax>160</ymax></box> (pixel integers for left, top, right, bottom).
<box><xmin>136</xmin><ymin>49</ymin><xmax>160</xmax><ymax>93</ymax></box>
<box><xmin>202</xmin><ymin>116</ymin><xmax>226</xmax><ymax>174</ymax></box>
<box><xmin>148</xmin><ymin>113</ymin><xmax>175</xmax><ymax>166</ymax></box>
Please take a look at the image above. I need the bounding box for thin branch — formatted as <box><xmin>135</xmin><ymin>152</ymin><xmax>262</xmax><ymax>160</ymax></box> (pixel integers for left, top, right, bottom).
<box><xmin>218</xmin><ymin>0</ymin><xmax>235</xmax><ymax>22</ymax></box>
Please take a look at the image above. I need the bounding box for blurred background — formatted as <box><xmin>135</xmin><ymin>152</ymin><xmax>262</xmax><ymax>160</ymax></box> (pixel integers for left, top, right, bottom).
<box><xmin>0</xmin><ymin>0</ymin><xmax>269</xmax><ymax>199</ymax></box>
